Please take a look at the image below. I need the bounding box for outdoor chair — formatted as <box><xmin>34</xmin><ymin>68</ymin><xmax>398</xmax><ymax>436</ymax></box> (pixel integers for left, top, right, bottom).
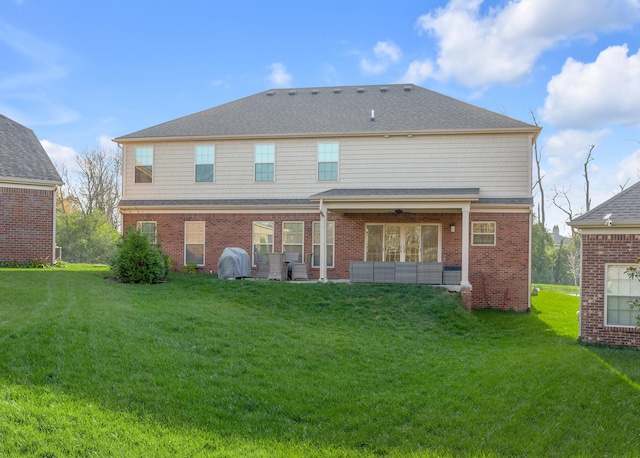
<box><xmin>291</xmin><ymin>253</ymin><xmax>313</xmax><ymax>281</ymax></box>
<box><xmin>254</xmin><ymin>250</ymin><xmax>269</xmax><ymax>280</ymax></box>
<box><xmin>267</xmin><ymin>252</ymin><xmax>288</xmax><ymax>281</ymax></box>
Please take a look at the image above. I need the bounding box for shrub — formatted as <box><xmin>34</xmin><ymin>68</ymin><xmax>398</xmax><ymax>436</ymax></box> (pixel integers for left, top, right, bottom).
<box><xmin>110</xmin><ymin>228</ymin><xmax>170</xmax><ymax>283</ymax></box>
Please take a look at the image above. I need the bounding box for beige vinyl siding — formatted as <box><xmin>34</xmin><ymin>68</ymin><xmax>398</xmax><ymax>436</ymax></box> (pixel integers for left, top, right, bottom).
<box><xmin>121</xmin><ymin>133</ymin><xmax>532</xmax><ymax>201</ymax></box>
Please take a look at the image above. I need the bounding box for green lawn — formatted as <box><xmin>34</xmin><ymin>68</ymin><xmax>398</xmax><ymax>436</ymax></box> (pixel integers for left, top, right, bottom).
<box><xmin>1</xmin><ymin>265</ymin><xmax>639</xmax><ymax>457</ymax></box>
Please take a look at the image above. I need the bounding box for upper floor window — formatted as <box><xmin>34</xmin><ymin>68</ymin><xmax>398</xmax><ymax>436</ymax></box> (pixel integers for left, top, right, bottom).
<box><xmin>255</xmin><ymin>144</ymin><xmax>275</xmax><ymax>182</ymax></box>
<box><xmin>606</xmin><ymin>264</ymin><xmax>640</xmax><ymax>327</ymax></box>
<box><xmin>135</xmin><ymin>147</ymin><xmax>153</xmax><ymax>183</ymax></box>
<box><xmin>137</xmin><ymin>221</ymin><xmax>157</xmax><ymax>244</ymax></box>
<box><xmin>472</xmin><ymin>222</ymin><xmax>496</xmax><ymax>246</ymax></box>
<box><xmin>195</xmin><ymin>146</ymin><xmax>215</xmax><ymax>182</ymax></box>
<box><xmin>318</xmin><ymin>143</ymin><xmax>339</xmax><ymax>181</ymax></box>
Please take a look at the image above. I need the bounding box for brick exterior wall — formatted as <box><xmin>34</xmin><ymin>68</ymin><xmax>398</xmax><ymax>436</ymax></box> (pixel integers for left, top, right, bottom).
<box><xmin>0</xmin><ymin>186</ymin><xmax>56</xmax><ymax>263</ymax></box>
<box><xmin>580</xmin><ymin>233</ymin><xmax>640</xmax><ymax>349</ymax></box>
<box><xmin>469</xmin><ymin>212</ymin><xmax>531</xmax><ymax>312</ymax></box>
<box><xmin>122</xmin><ymin>209</ymin><xmax>530</xmax><ymax>311</ymax></box>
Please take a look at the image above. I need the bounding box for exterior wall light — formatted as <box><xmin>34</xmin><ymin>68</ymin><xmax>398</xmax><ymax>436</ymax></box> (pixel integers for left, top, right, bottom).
<box><xmin>450</xmin><ymin>223</ymin><xmax>456</xmax><ymax>233</ymax></box>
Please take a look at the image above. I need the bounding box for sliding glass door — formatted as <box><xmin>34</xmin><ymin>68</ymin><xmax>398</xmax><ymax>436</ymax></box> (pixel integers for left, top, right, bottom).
<box><xmin>366</xmin><ymin>224</ymin><xmax>440</xmax><ymax>262</ymax></box>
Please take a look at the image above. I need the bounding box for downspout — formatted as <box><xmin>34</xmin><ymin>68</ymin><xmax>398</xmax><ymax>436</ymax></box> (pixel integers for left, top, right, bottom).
<box><xmin>52</xmin><ymin>185</ymin><xmax>58</xmax><ymax>263</ymax></box>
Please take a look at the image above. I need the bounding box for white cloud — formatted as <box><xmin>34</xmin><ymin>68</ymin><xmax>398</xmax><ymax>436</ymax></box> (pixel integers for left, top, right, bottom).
<box><xmin>542</xmin><ymin>129</ymin><xmax>610</xmax><ymax>182</ymax></box>
<box><xmin>541</xmin><ymin>45</ymin><xmax>640</xmax><ymax>129</ymax></box>
<box><xmin>399</xmin><ymin>59</ymin><xmax>435</xmax><ymax>84</ymax></box>
<box><xmin>98</xmin><ymin>135</ymin><xmax>117</xmax><ymax>153</ymax></box>
<box><xmin>616</xmin><ymin>146</ymin><xmax>640</xmax><ymax>184</ymax></box>
<box><xmin>267</xmin><ymin>63</ymin><xmax>292</xmax><ymax>87</ymax></box>
<box><xmin>360</xmin><ymin>41</ymin><xmax>402</xmax><ymax>75</ymax></box>
<box><xmin>415</xmin><ymin>0</ymin><xmax>640</xmax><ymax>87</ymax></box>
<box><xmin>41</xmin><ymin>139</ymin><xmax>78</xmax><ymax>173</ymax></box>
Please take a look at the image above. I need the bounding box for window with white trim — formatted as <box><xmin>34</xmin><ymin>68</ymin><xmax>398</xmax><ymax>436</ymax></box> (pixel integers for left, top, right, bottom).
<box><xmin>313</xmin><ymin>221</ymin><xmax>334</xmax><ymax>268</ymax></box>
<box><xmin>283</xmin><ymin>222</ymin><xmax>304</xmax><ymax>262</ymax></box>
<box><xmin>472</xmin><ymin>222</ymin><xmax>496</xmax><ymax>246</ymax></box>
<box><xmin>185</xmin><ymin>221</ymin><xmax>205</xmax><ymax>266</ymax></box>
<box><xmin>195</xmin><ymin>146</ymin><xmax>214</xmax><ymax>182</ymax></box>
<box><xmin>137</xmin><ymin>221</ymin><xmax>157</xmax><ymax>244</ymax></box>
<box><xmin>253</xmin><ymin>221</ymin><xmax>274</xmax><ymax>264</ymax></box>
<box><xmin>606</xmin><ymin>264</ymin><xmax>640</xmax><ymax>327</ymax></box>
<box><xmin>255</xmin><ymin>144</ymin><xmax>275</xmax><ymax>182</ymax></box>
<box><xmin>318</xmin><ymin>142</ymin><xmax>339</xmax><ymax>181</ymax></box>
<box><xmin>135</xmin><ymin>147</ymin><xmax>153</xmax><ymax>183</ymax></box>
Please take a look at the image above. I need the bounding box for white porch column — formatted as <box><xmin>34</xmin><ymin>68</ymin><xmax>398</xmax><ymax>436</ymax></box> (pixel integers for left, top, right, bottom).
<box><xmin>461</xmin><ymin>205</ymin><xmax>471</xmax><ymax>288</ymax></box>
<box><xmin>319</xmin><ymin>200</ymin><xmax>328</xmax><ymax>282</ymax></box>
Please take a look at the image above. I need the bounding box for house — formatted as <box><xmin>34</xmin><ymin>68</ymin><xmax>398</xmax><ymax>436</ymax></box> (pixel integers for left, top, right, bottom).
<box><xmin>569</xmin><ymin>181</ymin><xmax>640</xmax><ymax>349</ymax></box>
<box><xmin>0</xmin><ymin>114</ymin><xmax>63</xmax><ymax>264</ymax></box>
<box><xmin>114</xmin><ymin>84</ymin><xmax>540</xmax><ymax>311</ymax></box>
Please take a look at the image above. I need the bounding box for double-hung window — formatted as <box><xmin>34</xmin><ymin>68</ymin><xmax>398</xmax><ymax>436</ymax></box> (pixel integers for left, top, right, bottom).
<box><xmin>255</xmin><ymin>144</ymin><xmax>275</xmax><ymax>182</ymax></box>
<box><xmin>283</xmin><ymin>222</ymin><xmax>304</xmax><ymax>262</ymax></box>
<box><xmin>606</xmin><ymin>264</ymin><xmax>640</xmax><ymax>327</ymax></box>
<box><xmin>472</xmin><ymin>222</ymin><xmax>496</xmax><ymax>246</ymax></box>
<box><xmin>137</xmin><ymin>221</ymin><xmax>157</xmax><ymax>244</ymax></box>
<box><xmin>318</xmin><ymin>143</ymin><xmax>339</xmax><ymax>181</ymax></box>
<box><xmin>185</xmin><ymin>221</ymin><xmax>205</xmax><ymax>266</ymax></box>
<box><xmin>312</xmin><ymin>221</ymin><xmax>334</xmax><ymax>268</ymax></box>
<box><xmin>195</xmin><ymin>146</ymin><xmax>214</xmax><ymax>182</ymax></box>
<box><xmin>135</xmin><ymin>147</ymin><xmax>153</xmax><ymax>183</ymax></box>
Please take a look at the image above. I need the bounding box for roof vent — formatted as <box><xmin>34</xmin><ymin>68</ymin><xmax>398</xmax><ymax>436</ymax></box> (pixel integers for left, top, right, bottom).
<box><xmin>333</xmin><ymin>88</ymin><xmax>341</xmax><ymax>94</ymax></box>
<box><xmin>370</xmin><ymin>110</ymin><xmax>375</xmax><ymax>121</ymax></box>
<box><xmin>266</xmin><ymin>91</ymin><xmax>275</xmax><ymax>96</ymax></box>
<box><xmin>403</xmin><ymin>86</ymin><xmax>411</xmax><ymax>92</ymax></box>
<box><xmin>380</xmin><ymin>87</ymin><xmax>388</xmax><ymax>92</ymax></box>
<box><xmin>288</xmin><ymin>90</ymin><xmax>297</xmax><ymax>96</ymax></box>
<box><xmin>357</xmin><ymin>88</ymin><xmax>364</xmax><ymax>93</ymax></box>
<box><xmin>311</xmin><ymin>89</ymin><xmax>319</xmax><ymax>95</ymax></box>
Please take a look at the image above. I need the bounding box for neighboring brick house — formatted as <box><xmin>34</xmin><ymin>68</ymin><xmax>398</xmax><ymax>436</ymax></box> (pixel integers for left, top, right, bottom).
<box><xmin>114</xmin><ymin>84</ymin><xmax>540</xmax><ymax>311</ymax></box>
<box><xmin>569</xmin><ymin>181</ymin><xmax>640</xmax><ymax>349</ymax></box>
<box><xmin>0</xmin><ymin>114</ymin><xmax>63</xmax><ymax>263</ymax></box>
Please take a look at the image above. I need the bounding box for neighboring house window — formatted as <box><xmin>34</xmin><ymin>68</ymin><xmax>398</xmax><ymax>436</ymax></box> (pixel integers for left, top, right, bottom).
<box><xmin>253</xmin><ymin>221</ymin><xmax>274</xmax><ymax>264</ymax></box>
<box><xmin>605</xmin><ymin>264</ymin><xmax>640</xmax><ymax>327</ymax></box>
<box><xmin>185</xmin><ymin>221</ymin><xmax>205</xmax><ymax>266</ymax></box>
<box><xmin>472</xmin><ymin>222</ymin><xmax>496</xmax><ymax>246</ymax></box>
<box><xmin>283</xmin><ymin>222</ymin><xmax>304</xmax><ymax>262</ymax></box>
<box><xmin>137</xmin><ymin>221</ymin><xmax>157</xmax><ymax>244</ymax></box>
<box><xmin>255</xmin><ymin>144</ymin><xmax>275</xmax><ymax>182</ymax></box>
<box><xmin>195</xmin><ymin>146</ymin><xmax>214</xmax><ymax>182</ymax></box>
<box><xmin>318</xmin><ymin>142</ymin><xmax>339</xmax><ymax>181</ymax></box>
<box><xmin>312</xmin><ymin>221</ymin><xmax>334</xmax><ymax>268</ymax></box>
<box><xmin>135</xmin><ymin>147</ymin><xmax>153</xmax><ymax>183</ymax></box>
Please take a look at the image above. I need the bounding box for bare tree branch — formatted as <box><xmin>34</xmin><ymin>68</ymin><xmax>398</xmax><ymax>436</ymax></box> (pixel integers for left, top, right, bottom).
<box><xmin>530</xmin><ymin>110</ymin><xmax>545</xmax><ymax>226</ymax></box>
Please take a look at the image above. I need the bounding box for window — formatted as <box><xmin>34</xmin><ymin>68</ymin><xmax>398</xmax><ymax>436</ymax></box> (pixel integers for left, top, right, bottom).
<box><xmin>185</xmin><ymin>221</ymin><xmax>205</xmax><ymax>266</ymax></box>
<box><xmin>137</xmin><ymin>221</ymin><xmax>157</xmax><ymax>244</ymax></box>
<box><xmin>312</xmin><ymin>221</ymin><xmax>334</xmax><ymax>268</ymax></box>
<box><xmin>472</xmin><ymin>222</ymin><xmax>496</xmax><ymax>246</ymax></box>
<box><xmin>135</xmin><ymin>147</ymin><xmax>153</xmax><ymax>183</ymax></box>
<box><xmin>318</xmin><ymin>143</ymin><xmax>339</xmax><ymax>181</ymax></box>
<box><xmin>283</xmin><ymin>222</ymin><xmax>304</xmax><ymax>262</ymax></box>
<box><xmin>195</xmin><ymin>146</ymin><xmax>214</xmax><ymax>182</ymax></box>
<box><xmin>255</xmin><ymin>144</ymin><xmax>275</xmax><ymax>182</ymax></box>
<box><xmin>253</xmin><ymin>221</ymin><xmax>274</xmax><ymax>264</ymax></box>
<box><xmin>606</xmin><ymin>264</ymin><xmax>640</xmax><ymax>327</ymax></box>
<box><xmin>365</xmin><ymin>224</ymin><xmax>440</xmax><ymax>262</ymax></box>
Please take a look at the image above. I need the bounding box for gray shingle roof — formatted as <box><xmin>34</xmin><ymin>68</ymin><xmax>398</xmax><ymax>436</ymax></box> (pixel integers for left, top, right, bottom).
<box><xmin>0</xmin><ymin>114</ymin><xmax>62</xmax><ymax>183</ymax></box>
<box><xmin>309</xmin><ymin>188</ymin><xmax>480</xmax><ymax>200</ymax></box>
<box><xmin>119</xmin><ymin>198</ymin><xmax>315</xmax><ymax>208</ymax></box>
<box><xmin>115</xmin><ymin>84</ymin><xmax>538</xmax><ymax>140</ymax></box>
<box><xmin>570</xmin><ymin>180</ymin><xmax>640</xmax><ymax>228</ymax></box>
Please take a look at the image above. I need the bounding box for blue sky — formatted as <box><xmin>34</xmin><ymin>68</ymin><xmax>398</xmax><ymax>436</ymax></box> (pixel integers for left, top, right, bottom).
<box><xmin>2</xmin><ymin>0</ymin><xmax>640</xmax><ymax>234</ymax></box>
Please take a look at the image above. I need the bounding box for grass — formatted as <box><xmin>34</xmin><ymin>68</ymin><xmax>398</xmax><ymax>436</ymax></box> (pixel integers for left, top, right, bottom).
<box><xmin>533</xmin><ymin>283</ymin><xmax>580</xmax><ymax>295</ymax></box>
<box><xmin>1</xmin><ymin>265</ymin><xmax>639</xmax><ymax>457</ymax></box>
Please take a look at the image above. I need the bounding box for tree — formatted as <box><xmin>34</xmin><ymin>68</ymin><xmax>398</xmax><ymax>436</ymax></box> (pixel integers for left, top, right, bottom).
<box><xmin>531</xmin><ymin>222</ymin><xmax>554</xmax><ymax>284</ymax></box>
<box><xmin>59</xmin><ymin>147</ymin><xmax>122</xmax><ymax>229</ymax></box>
<box><xmin>530</xmin><ymin>110</ymin><xmax>545</xmax><ymax>226</ymax></box>
<box><xmin>56</xmin><ymin>210</ymin><xmax>120</xmax><ymax>264</ymax></box>
<box><xmin>567</xmin><ymin>234</ymin><xmax>581</xmax><ymax>286</ymax></box>
<box><xmin>624</xmin><ymin>259</ymin><xmax>640</xmax><ymax>327</ymax></box>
